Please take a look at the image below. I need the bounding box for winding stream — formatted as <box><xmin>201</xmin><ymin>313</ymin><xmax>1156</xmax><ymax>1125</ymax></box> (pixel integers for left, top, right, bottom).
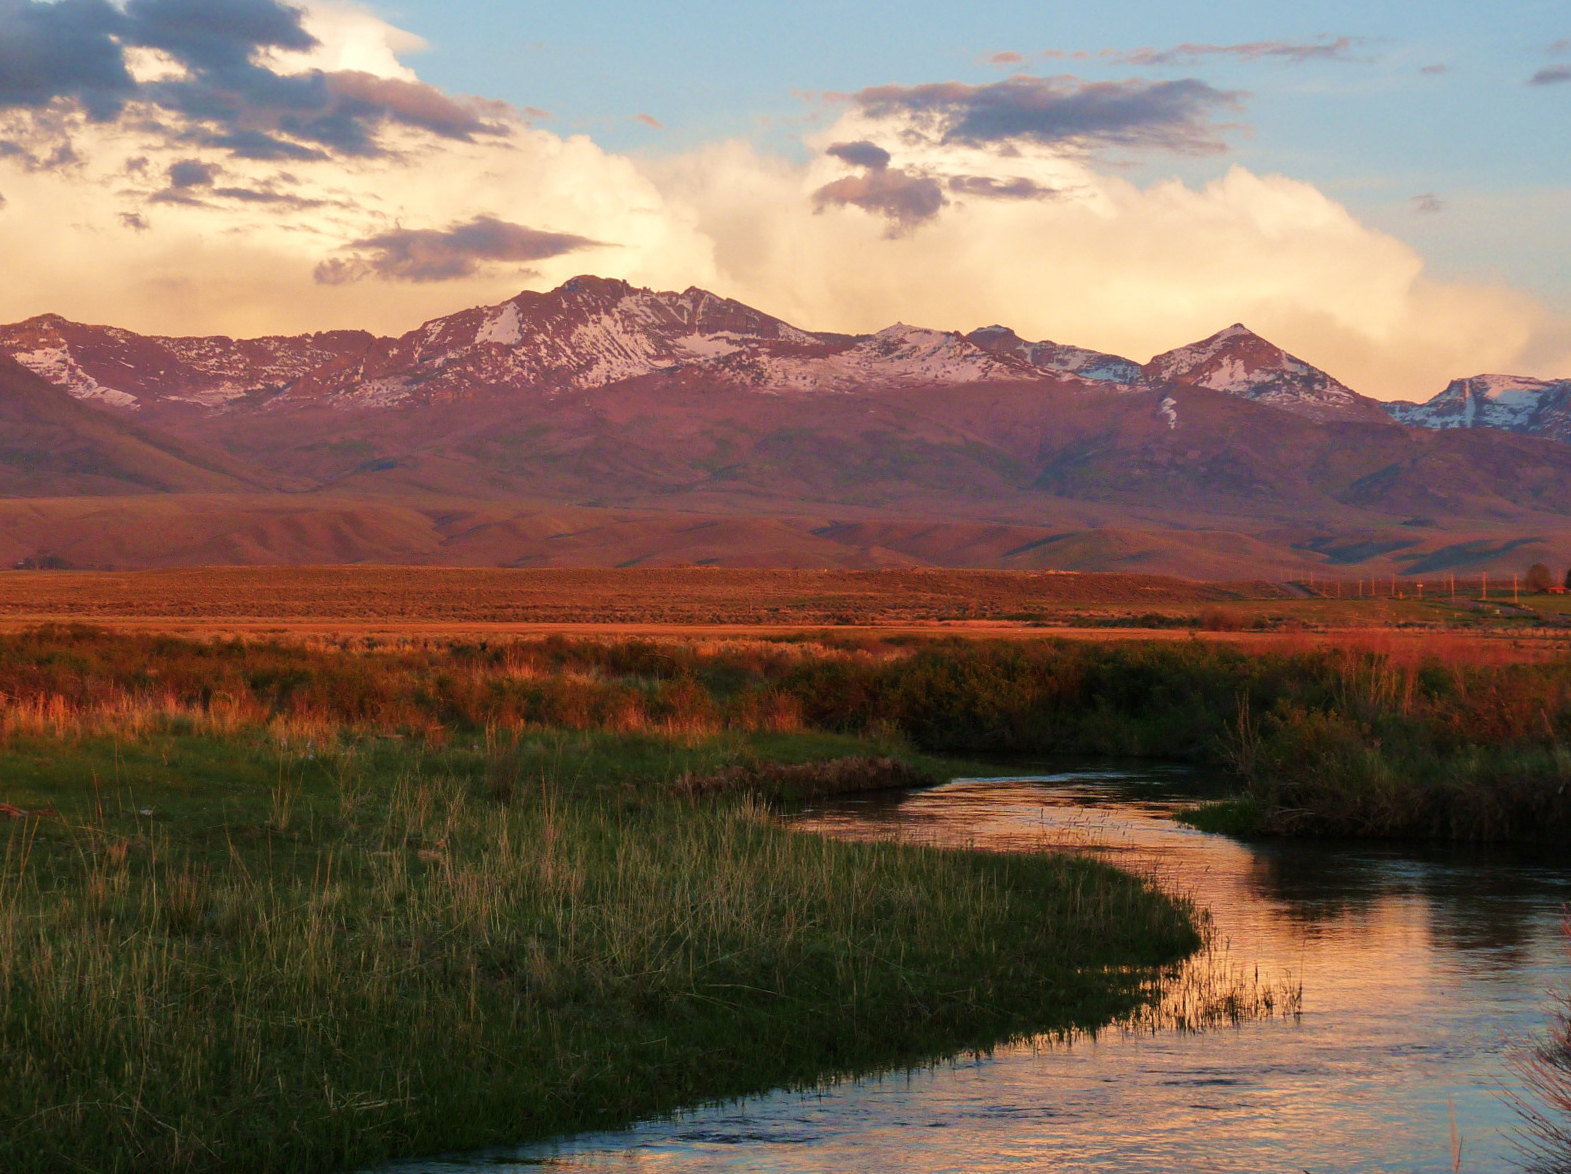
<box><xmin>381</xmin><ymin>765</ymin><xmax>1571</xmax><ymax>1173</ymax></box>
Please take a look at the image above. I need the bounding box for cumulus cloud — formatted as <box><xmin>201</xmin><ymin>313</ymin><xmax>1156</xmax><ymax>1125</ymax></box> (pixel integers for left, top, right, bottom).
<box><xmin>0</xmin><ymin>3</ymin><xmax>1565</xmax><ymax>403</ymax></box>
<box><xmin>168</xmin><ymin>158</ymin><xmax>219</xmax><ymax>188</ymax></box>
<box><xmin>316</xmin><ymin>214</ymin><xmax>603</xmax><ymax>283</ymax></box>
<box><xmin>812</xmin><ymin>168</ymin><xmax>945</xmax><ymax>234</ymax></box>
<box><xmin>0</xmin><ymin>0</ymin><xmax>502</xmax><ymax>160</ymax></box>
<box><xmin>824</xmin><ymin>139</ymin><xmax>892</xmax><ymax>170</ymax></box>
<box><xmin>848</xmin><ymin>75</ymin><xmax>1241</xmax><ymax>154</ymax></box>
<box><xmin>947</xmin><ymin>174</ymin><xmax>1055</xmax><ymax>200</ymax></box>
<box><xmin>0</xmin><ymin>0</ymin><xmax>135</xmax><ymax>119</ymax></box>
<box><xmin>651</xmin><ymin>121</ymin><xmax>1560</xmax><ymax>400</ymax></box>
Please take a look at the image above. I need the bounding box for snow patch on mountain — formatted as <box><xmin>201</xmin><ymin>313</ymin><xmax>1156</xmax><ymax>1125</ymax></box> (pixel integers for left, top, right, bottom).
<box><xmin>1144</xmin><ymin>323</ymin><xmax>1381</xmax><ymax>422</ymax></box>
<box><xmin>12</xmin><ymin>346</ymin><xmax>140</xmax><ymax>409</ymax></box>
<box><xmin>966</xmin><ymin>325</ymin><xmax>1142</xmax><ymax>384</ymax></box>
<box><xmin>1159</xmin><ymin>395</ymin><xmax>1178</xmax><ymax>429</ymax></box>
<box><xmin>1387</xmin><ymin>374</ymin><xmax>1571</xmax><ymax>441</ymax></box>
<box><xmin>477</xmin><ymin>303</ymin><xmax>523</xmax><ymax>346</ymax></box>
<box><xmin>674</xmin><ymin>333</ymin><xmax>744</xmax><ymax>359</ymax></box>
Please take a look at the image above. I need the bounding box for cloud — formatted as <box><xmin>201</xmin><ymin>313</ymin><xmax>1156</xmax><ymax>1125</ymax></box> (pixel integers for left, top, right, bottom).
<box><xmin>1419</xmin><ymin>63</ymin><xmax>1451</xmax><ymax>76</ymax></box>
<box><xmin>1105</xmin><ymin>37</ymin><xmax>1364</xmax><ymax>67</ymax></box>
<box><xmin>0</xmin><ymin>0</ymin><xmax>503</xmax><ymax>161</ymax></box>
<box><xmin>947</xmin><ymin>174</ymin><xmax>1055</xmax><ymax>200</ymax></box>
<box><xmin>847</xmin><ymin>75</ymin><xmax>1242</xmax><ymax>154</ymax></box>
<box><xmin>986</xmin><ymin>51</ymin><xmax>1024</xmax><ymax>66</ymax></box>
<box><xmin>1411</xmin><ymin>193</ymin><xmax>1445</xmax><ymax>214</ymax></box>
<box><xmin>315</xmin><ymin>214</ymin><xmax>604</xmax><ymax>283</ymax></box>
<box><xmin>168</xmin><ymin>158</ymin><xmax>219</xmax><ymax>188</ymax></box>
<box><xmin>0</xmin><ymin>10</ymin><xmax>1565</xmax><ymax>404</ymax></box>
<box><xmin>824</xmin><ymin>139</ymin><xmax>891</xmax><ymax>170</ymax></box>
<box><xmin>811</xmin><ymin>168</ymin><xmax>946</xmax><ymax>233</ymax></box>
<box><xmin>1530</xmin><ymin>65</ymin><xmax>1571</xmax><ymax>86</ymax></box>
<box><xmin>634</xmin><ymin>113</ymin><xmax>663</xmax><ymax>129</ymax></box>
<box><xmin>654</xmin><ymin>129</ymin><xmax>1560</xmax><ymax>400</ymax></box>
<box><xmin>0</xmin><ymin>0</ymin><xmax>135</xmax><ymax>120</ymax></box>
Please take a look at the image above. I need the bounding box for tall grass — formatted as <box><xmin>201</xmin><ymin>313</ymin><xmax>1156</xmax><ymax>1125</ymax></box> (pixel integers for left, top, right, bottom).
<box><xmin>0</xmin><ymin>730</ymin><xmax>1198</xmax><ymax>1174</ymax></box>
<box><xmin>1512</xmin><ymin>920</ymin><xmax>1571</xmax><ymax>1173</ymax></box>
<box><xmin>7</xmin><ymin>623</ymin><xmax>1571</xmax><ymax>840</ymax></box>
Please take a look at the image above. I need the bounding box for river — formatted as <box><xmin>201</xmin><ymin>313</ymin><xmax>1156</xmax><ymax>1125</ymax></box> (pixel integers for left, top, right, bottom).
<box><xmin>379</xmin><ymin>764</ymin><xmax>1571</xmax><ymax>1173</ymax></box>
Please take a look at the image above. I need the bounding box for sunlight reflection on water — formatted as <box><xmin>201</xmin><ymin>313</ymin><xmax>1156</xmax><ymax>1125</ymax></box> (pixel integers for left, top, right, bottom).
<box><xmin>378</xmin><ymin>766</ymin><xmax>1571</xmax><ymax>1173</ymax></box>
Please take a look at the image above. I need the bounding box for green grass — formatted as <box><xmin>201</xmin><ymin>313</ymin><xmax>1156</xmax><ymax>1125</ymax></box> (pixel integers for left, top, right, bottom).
<box><xmin>1173</xmin><ymin>797</ymin><xmax>1268</xmax><ymax>837</ymax></box>
<box><xmin>0</xmin><ymin>727</ymin><xmax>1199</xmax><ymax>1174</ymax></box>
<box><xmin>8</xmin><ymin>624</ymin><xmax>1571</xmax><ymax>841</ymax></box>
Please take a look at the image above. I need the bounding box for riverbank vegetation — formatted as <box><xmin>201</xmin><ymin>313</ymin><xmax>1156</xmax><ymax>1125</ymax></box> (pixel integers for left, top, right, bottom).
<box><xmin>10</xmin><ymin>622</ymin><xmax>1568</xmax><ymax>1167</ymax></box>
<box><xmin>1513</xmin><ymin>922</ymin><xmax>1571</xmax><ymax>1173</ymax></box>
<box><xmin>0</xmin><ymin>710</ymin><xmax>1198</xmax><ymax>1173</ymax></box>
<box><xmin>6</xmin><ymin>623</ymin><xmax>1571</xmax><ymax>840</ymax></box>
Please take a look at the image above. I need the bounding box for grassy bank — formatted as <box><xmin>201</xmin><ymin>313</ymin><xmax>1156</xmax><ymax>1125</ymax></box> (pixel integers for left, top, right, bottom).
<box><xmin>0</xmin><ymin>725</ymin><xmax>1198</xmax><ymax>1174</ymax></box>
<box><xmin>6</xmin><ymin>623</ymin><xmax>1571</xmax><ymax>839</ymax></box>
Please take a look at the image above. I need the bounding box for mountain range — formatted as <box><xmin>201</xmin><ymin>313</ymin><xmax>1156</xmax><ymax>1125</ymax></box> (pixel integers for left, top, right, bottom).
<box><xmin>2</xmin><ymin>275</ymin><xmax>1570</xmax><ymax>579</ymax></box>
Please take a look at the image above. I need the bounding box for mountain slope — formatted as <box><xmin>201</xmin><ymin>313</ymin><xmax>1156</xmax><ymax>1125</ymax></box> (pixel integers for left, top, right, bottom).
<box><xmin>964</xmin><ymin>325</ymin><xmax>1142</xmax><ymax>383</ymax></box>
<box><xmin>1386</xmin><ymin>375</ymin><xmax>1571</xmax><ymax>442</ymax></box>
<box><xmin>3</xmin><ymin>276</ymin><xmax>1571</xmax><ymax>575</ymax></box>
<box><xmin>0</xmin><ymin>356</ymin><xmax>285</xmax><ymax>495</ymax></box>
<box><xmin>1143</xmin><ymin>324</ymin><xmax>1389</xmax><ymax>423</ymax></box>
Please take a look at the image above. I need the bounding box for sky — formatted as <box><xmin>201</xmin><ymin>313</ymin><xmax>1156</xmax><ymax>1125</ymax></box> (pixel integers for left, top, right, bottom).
<box><xmin>0</xmin><ymin>0</ymin><xmax>1567</xmax><ymax>399</ymax></box>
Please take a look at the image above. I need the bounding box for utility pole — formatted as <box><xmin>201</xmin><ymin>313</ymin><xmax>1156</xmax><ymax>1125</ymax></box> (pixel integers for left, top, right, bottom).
<box><xmin>1514</xmin><ymin>573</ymin><xmax>1520</xmax><ymax>604</ymax></box>
<box><xmin>1482</xmin><ymin>572</ymin><xmax>1488</xmax><ymax>601</ymax></box>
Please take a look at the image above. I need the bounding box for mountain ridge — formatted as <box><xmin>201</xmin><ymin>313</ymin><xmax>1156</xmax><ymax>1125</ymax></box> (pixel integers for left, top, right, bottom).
<box><xmin>4</xmin><ymin>276</ymin><xmax>1571</xmax><ymax>578</ymax></box>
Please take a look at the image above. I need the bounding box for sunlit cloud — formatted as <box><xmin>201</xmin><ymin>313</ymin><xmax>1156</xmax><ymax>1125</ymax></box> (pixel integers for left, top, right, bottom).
<box><xmin>844</xmin><ymin>75</ymin><xmax>1243</xmax><ymax>154</ymax></box>
<box><xmin>316</xmin><ymin>215</ymin><xmax>604</xmax><ymax>284</ymax></box>
<box><xmin>0</xmin><ymin>0</ymin><xmax>1563</xmax><ymax>403</ymax></box>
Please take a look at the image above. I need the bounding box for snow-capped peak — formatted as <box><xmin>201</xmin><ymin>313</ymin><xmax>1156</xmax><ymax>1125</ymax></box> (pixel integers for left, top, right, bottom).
<box><xmin>1386</xmin><ymin>373</ymin><xmax>1571</xmax><ymax>441</ymax></box>
<box><xmin>965</xmin><ymin>324</ymin><xmax>1142</xmax><ymax>384</ymax></box>
<box><xmin>1144</xmin><ymin>323</ymin><xmax>1381</xmax><ymax>421</ymax></box>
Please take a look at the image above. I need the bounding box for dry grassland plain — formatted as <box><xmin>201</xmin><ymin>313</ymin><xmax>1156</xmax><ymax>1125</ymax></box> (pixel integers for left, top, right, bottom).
<box><xmin>2</xmin><ymin>567</ymin><xmax>1570</xmax><ymax>664</ymax></box>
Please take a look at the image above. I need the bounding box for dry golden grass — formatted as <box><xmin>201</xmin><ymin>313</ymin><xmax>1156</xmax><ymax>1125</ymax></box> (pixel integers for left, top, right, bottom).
<box><xmin>0</xmin><ymin>566</ymin><xmax>1262</xmax><ymax>623</ymax></box>
<box><xmin>3</xmin><ymin>566</ymin><xmax>1570</xmax><ymax>665</ymax></box>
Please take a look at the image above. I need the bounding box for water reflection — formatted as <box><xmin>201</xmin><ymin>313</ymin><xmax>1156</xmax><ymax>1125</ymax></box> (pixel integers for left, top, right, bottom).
<box><xmin>375</xmin><ymin>765</ymin><xmax>1571</xmax><ymax>1174</ymax></box>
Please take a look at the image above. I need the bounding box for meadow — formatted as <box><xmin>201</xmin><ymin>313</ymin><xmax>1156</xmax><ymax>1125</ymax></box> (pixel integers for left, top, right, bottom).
<box><xmin>0</xmin><ymin>629</ymin><xmax>1203</xmax><ymax>1173</ymax></box>
<box><xmin>7</xmin><ymin>617</ymin><xmax>1571</xmax><ymax>1169</ymax></box>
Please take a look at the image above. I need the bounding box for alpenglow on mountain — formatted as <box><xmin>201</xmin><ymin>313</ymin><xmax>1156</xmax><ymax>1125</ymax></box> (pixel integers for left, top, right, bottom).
<box><xmin>5</xmin><ymin>275</ymin><xmax>1571</xmax><ymax>578</ymax></box>
<box><xmin>0</xmin><ymin>275</ymin><xmax>1558</xmax><ymax>437</ymax></box>
<box><xmin>1386</xmin><ymin>375</ymin><xmax>1571</xmax><ymax>443</ymax></box>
